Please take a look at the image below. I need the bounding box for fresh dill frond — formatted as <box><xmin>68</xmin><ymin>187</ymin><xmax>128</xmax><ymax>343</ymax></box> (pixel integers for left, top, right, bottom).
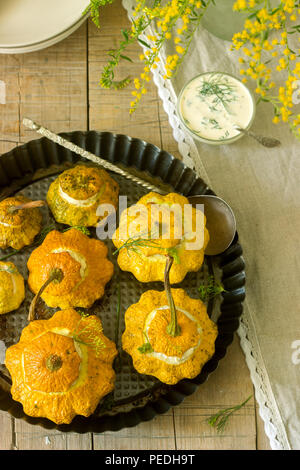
<box><xmin>0</xmin><ymin>248</ymin><xmax>19</xmax><ymax>261</ymax></box>
<box><xmin>198</xmin><ymin>275</ymin><xmax>226</xmax><ymax>302</ymax></box>
<box><xmin>72</xmin><ymin>314</ymin><xmax>106</xmax><ymax>357</ymax></box>
<box><xmin>113</xmin><ymin>230</ymin><xmax>181</xmax><ymax>263</ymax></box>
<box><xmin>207</xmin><ymin>395</ymin><xmax>253</xmax><ymax>433</ymax></box>
<box><xmin>113</xmin><ymin>233</ymin><xmax>160</xmax><ymax>256</ymax></box>
<box><xmin>197</xmin><ymin>73</ymin><xmax>237</xmax><ymax>114</ymax></box>
<box><xmin>138</xmin><ymin>330</ymin><xmax>154</xmax><ymax>354</ymax></box>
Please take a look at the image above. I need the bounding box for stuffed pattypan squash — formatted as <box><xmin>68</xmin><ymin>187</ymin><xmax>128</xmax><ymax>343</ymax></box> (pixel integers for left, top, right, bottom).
<box><xmin>122</xmin><ymin>256</ymin><xmax>217</xmax><ymax>385</ymax></box>
<box><xmin>5</xmin><ymin>308</ymin><xmax>117</xmax><ymax>424</ymax></box>
<box><xmin>46</xmin><ymin>164</ymin><xmax>119</xmax><ymax>227</ymax></box>
<box><xmin>112</xmin><ymin>192</ymin><xmax>209</xmax><ymax>284</ymax></box>
<box><xmin>0</xmin><ymin>196</ymin><xmax>43</xmax><ymax>250</ymax></box>
<box><xmin>27</xmin><ymin>228</ymin><xmax>113</xmax><ymax>310</ymax></box>
<box><xmin>0</xmin><ymin>261</ymin><xmax>25</xmax><ymax>314</ymax></box>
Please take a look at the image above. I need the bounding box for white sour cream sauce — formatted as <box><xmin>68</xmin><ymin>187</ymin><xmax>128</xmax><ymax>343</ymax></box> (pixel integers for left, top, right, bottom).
<box><xmin>143</xmin><ymin>305</ymin><xmax>202</xmax><ymax>365</ymax></box>
<box><xmin>179</xmin><ymin>72</ymin><xmax>254</xmax><ymax>142</ymax></box>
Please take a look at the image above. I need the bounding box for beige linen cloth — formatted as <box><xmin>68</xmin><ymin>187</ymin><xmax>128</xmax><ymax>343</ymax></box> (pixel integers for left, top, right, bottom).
<box><xmin>123</xmin><ymin>1</ymin><xmax>300</xmax><ymax>450</ymax></box>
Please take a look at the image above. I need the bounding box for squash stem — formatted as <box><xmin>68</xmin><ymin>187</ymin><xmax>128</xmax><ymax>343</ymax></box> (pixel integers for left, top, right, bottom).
<box><xmin>28</xmin><ymin>268</ymin><xmax>64</xmax><ymax>322</ymax></box>
<box><xmin>8</xmin><ymin>200</ymin><xmax>46</xmax><ymax>213</ymax></box>
<box><xmin>46</xmin><ymin>354</ymin><xmax>63</xmax><ymax>372</ymax></box>
<box><xmin>165</xmin><ymin>255</ymin><xmax>181</xmax><ymax>337</ymax></box>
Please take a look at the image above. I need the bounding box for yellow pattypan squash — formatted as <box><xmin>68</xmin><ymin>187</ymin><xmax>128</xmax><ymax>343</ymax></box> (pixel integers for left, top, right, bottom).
<box><xmin>27</xmin><ymin>228</ymin><xmax>113</xmax><ymax>309</ymax></box>
<box><xmin>0</xmin><ymin>261</ymin><xmax>25</xmax><ymax>314</ymax></box>
<box><xmin>112</xmin><ymin>192</ymin><xmax>209</xmax><ymax>283</ymax></box>
<box><xmin>0</xmin><ymin>196</ymin><xmax>43</xmax><ymax>250</ymax></box>
<box><xmin>5</xmin><ymin>308</ymin><xmax>117</xmax><ymax>424</ymax></box>
<box><xmin>122</xmin><ymin>286</ymin><xmax>218</xmax><ymax>385</ymax></box>
<box><xmin>46</xmin><ymin>164</ymin><xmax>119</xmax><ymax>227</ymax></box>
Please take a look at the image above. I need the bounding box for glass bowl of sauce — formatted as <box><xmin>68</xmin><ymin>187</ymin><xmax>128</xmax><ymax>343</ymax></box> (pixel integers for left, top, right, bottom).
<box><xmin>177</xmin><ymin>72</ymin><xmax>256</xmax><ymax>145</ymax></box>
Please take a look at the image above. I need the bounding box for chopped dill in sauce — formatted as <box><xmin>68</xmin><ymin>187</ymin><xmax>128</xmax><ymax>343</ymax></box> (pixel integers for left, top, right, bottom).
<box><xmin>179</xmin><ymin>72</ymin><xmax>254</xmax><ymax>142</ymax></box>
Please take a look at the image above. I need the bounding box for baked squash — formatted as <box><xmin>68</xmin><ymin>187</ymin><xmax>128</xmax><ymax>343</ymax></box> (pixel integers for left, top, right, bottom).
<box><xmin>46</xmin><ymin>164</ymin><xmax>119</xmax><ymax>227</ymax></box>
<box><xmin>122</xmin><ymin>256</ymin><xmax>217</xmax><ymax>385</ymax></box>
<box><xmin>5</xmin><ymin>308</ymin><xmax>117</xmax><ymax>424</ymax></box>
<box><xmin>0</xmin><ymin>261</ymin><xmax>25</xmax><ymax>314</ymax></box>
<box><xmin>0</xmin><ymin>196</ymin><xmax>43</xmax><ymax>250</ymax></box>
<box><xmin>27</xmin><ymin>228</ymin><xmax>113</xmax><ymax>309</ymax></box>
<box><xmin>112</xmin><ymin>192</ymin><xmax>209</xmax><ymax>284</ymax></box>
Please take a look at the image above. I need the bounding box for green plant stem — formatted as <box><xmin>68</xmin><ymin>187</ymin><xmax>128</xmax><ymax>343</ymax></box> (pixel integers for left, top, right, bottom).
<box><xmin>207</xmin><ymin>395</ymin><xmax>253</xmax><ymax>433</ymax></box>
<box><xmin>165</xmin><ymin>254</ymin><xmax>181</xmax><ymax>337</ymax></box>
<box><xmin>28</xmin><ymin>268</ymin><xmax>64</xmax><ymax>322</ymax></box>
<box><xmin>0</xmin><ymin>249</ymin><xmax>19</xmax><ymax>261</ymax></box>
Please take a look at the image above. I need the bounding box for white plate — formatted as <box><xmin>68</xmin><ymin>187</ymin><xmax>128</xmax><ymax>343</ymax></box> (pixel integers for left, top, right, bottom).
<box><xmin>0</xmin><ymin>0</ymin><xmax>90</xmax><ymax>54</ymax></box>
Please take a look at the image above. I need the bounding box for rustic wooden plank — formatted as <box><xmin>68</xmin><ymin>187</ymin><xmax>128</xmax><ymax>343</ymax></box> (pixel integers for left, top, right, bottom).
<box><xmin>88</xmin><ymin>3</ymin><xmax>162</xmax><ymax>147</ymax></box>
<box><xmin>256</xmin><ymin>403</ymin><xmax>272</xmax><ymax>450</ymax></box>
<box><xmin>173</xmin><ymin>335</ymin><xmax>257</xmax><ymax>450</ymax></box>
<box><xmin>0</xmin><ymin>411</ymin><xmax>13</xmax><ymax>449</ymax></box>
<box><xmin>13</xmin><ymin>420</ymin><xmax>92</xmax><ymax>450</ymax></box>
<box><xmin>0</xmin><ymin>141</ymin><xmax>17</xmax><ymax>156</ymax></box>
<box><xmin>0</xmin><ymin>23</ymin><xmax>88</xmax><ymax>146</ymax></box>
<box><xmin>174</xmin><ymin>406</ymin><xmax>255</xmax><ymax>450</ymax></box>
<box><xmin>93</xmin><ymin>412</ymin><xmax>176</xmax><ymax>450</ymax></box>
<box><xmin>0</xmin><ymin>21</ymin><xmax>90</xmax><ymax>451</ymax></box>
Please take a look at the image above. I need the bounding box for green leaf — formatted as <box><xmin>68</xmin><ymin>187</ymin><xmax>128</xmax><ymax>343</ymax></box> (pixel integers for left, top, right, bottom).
<box><xmin>137</xmin><ymin>38</ymin><xmax>151</xmax><ymax>48</ymax></box>
<box><xmin>120</xmin><ymin>54</ymin><xmax>133</xmax><ymax>62</ymax></box>
<box><xmin>121</xmin><ymin>29</ymin><xmax>129</xmax><ymax>41</ymax></box>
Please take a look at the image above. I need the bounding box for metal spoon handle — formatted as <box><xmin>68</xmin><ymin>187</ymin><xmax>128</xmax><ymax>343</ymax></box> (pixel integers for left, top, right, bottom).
<box><xmin>23</xmin><ymin>118</ymin><xmax>165</xmax><ymax>194</ymax></box>
<box><xmin>237</xmin><ymin>127</ymin><xmax>281</xmax><ymax>148</ymax></box>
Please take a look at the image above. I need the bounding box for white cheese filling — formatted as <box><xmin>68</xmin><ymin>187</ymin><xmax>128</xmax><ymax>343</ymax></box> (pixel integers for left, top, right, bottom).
<box><xmin>58</xmin><ymin>184</ymin><xmax>100</xmax><ymax>207</ymax></box>
<box><xmin>0</xmin><ymin>220</ymin><xmax>22</xmax><ymax>228</ymax></box>
<box><xmin>143</xmin><ymin>305</ymin><xmax>202</xmax><ymax>365</ymax></box>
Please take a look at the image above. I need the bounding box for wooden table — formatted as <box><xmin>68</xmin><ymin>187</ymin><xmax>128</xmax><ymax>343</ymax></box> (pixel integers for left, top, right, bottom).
<box><xmin>0</xmin><ymin>1</ymin><xmax>271</xmax><ymax>451</ymax></box>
